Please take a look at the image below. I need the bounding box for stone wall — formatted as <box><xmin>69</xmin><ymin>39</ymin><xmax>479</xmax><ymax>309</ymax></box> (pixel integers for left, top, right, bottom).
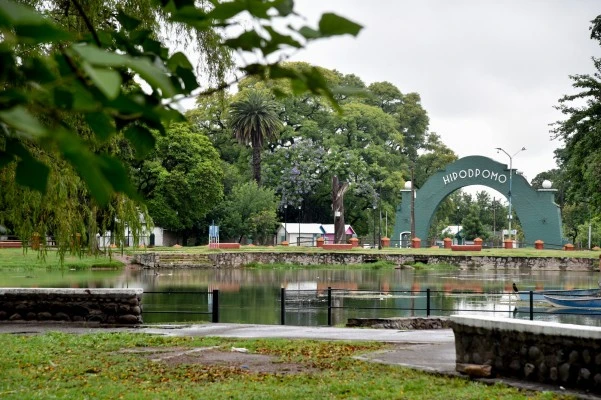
<box><xmin>451</xmin><ymin>315</ymin><xmax>601</xmax><ymax>393</ymax></box>
<box><xmin>0</xmin><ymin>288</ymin><xmax>143</xmax><ymax>325</ymax></box>
<box><xmin>134</xmin><ymin>251</ymin><xmax>597</xmax><ymax>271</ymax></box>
<box><xmin>346</xmin><ymin>317</ymin><xmax>451</xmax><ymax>329</ymax></box>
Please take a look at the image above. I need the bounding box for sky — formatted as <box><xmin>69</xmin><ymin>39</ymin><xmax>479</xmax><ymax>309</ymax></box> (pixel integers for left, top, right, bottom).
<box><xmin>289</xmin><ymin>0</ymin><xmax>600</xmax><ymax>189</ymax></box>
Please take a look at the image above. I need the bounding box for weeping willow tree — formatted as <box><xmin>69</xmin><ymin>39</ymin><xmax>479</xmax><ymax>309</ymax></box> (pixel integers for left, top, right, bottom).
<box><xmin>1</xmin><ymin>0</ymin><xmax>233</xmax><ymax>255</ymax></box>
<box><xmin>0</xmin><ymin>0</ymin><xmax>362</xmax><ymax>256</ymax></box>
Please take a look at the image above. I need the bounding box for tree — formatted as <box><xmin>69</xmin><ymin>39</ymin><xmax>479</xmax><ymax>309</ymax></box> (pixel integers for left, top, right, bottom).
<box><xmin>135</xmin><ymin>123</ymin><xmax>223</xmax><ymax>242</ymax></box>
<box><xmin>217</xmin><ymin>182</ymin><xmax>278</xmax><ymax>244</ymax></box>
<box><xmin>0</xmin><ymin>0</ymin><xmax>362</xmax><ymax>253</ymax></box>
<box><xmin>462</xmin><ymin>208</ymin><xmax>489</xmax><ymax>241</ymax></box>
<box><xmin>552</xmin><ymin>14</ymin><xmax>601</xmax><ymax>211</ymax></box>
<box><xmin>228</xmin><ymin>91</ymin><xmax>283</xmax><ymax>185</ymax></box>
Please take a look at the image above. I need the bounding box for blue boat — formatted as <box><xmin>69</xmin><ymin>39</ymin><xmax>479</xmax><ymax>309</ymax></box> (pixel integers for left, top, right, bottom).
<box><xmin>518</xmin><ymin>288</ymin><xmax>599</xmax><ymax>302</ymax></box>
<box><xmin>543</xmin><ymin>294</ymin><xmax>601</xmax><ymax>309</ymax></box>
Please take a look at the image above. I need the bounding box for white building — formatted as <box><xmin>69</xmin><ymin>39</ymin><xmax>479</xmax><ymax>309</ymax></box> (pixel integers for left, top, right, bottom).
<box><xmin>275</xmin><ymin>223</ymin><xmax>322</xmax><ymax>246</ymax></box>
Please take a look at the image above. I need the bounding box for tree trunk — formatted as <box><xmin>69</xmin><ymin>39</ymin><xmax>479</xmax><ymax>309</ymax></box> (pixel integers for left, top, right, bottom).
<box><xmin>252</xmin><ymin>145</ymin><xmax>261</xmax><ymax>185</ymax></box>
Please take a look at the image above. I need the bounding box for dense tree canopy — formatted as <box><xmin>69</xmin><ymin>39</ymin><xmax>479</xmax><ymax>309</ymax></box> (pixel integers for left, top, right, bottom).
<box><xmin>0</xmin><ymin>0</ymin><xmax>362</xmax><ymax>250</ymax></box>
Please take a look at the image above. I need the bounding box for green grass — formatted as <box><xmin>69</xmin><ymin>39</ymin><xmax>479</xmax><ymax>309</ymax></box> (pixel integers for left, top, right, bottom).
<box><xmin>0</xmin><ymin>332</ymin><xmax>572</xmax><ymax>399</ymax></box>
<box><xmin>130</xmin><ymin>245</ymin><xmax>601</xmax><ymax>259</ymax></box>
<box><xmin>411</xmin><ymin>262</ymin><xmax>459</xmax><ymax>271</ymax></box>
<box><xmin>0</xmin><ymin>248</ymin><xmax>124</xmax><ymax>270</ymax></box>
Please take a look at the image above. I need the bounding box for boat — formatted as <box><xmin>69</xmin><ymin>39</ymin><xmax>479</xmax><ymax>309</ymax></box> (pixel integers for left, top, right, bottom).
<box><xmin>518</xmin><ymin>288</ymin><xmax>599</xmax><ymax>302</ymax></box>
<box><xmin>543</xmin><ymin>294</ymin><xmax>601</xmax><ymax>309</ymax></box>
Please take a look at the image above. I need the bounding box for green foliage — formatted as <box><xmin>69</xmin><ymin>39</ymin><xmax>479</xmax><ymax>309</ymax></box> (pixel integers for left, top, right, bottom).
<box><xmin>0</xmin><ymin>0</ymin><xmax>362</xmax><ymax>253</ymax></box>
<box><xmin>461</xmin><ymin>209</ymin><xmax>489</xmax><ymax>241</ymax></box>
<box><xmin>552</xmin><ymin>15</ymin><xmax>601</xmax><ymax>213</ymax></box>
<box><xmin>136</xmin><ymin>123</ymin><xmax>223</xmax><ymax>233</ymax></box>
<box><xmin>228</xmin><ymin>90</ymin><xmax>283</xmax><ymax>185</ymax></box>
<box><xmin>216</xmin><ymin>182</ymin><xmax>278</xmax><ymax>244</ymax></box>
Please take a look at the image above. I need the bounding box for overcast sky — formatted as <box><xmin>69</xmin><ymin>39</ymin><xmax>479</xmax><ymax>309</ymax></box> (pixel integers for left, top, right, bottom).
<box><xmin>290</xmin><ymin>0</ymin><xmax>599</xmax><ymax>190</ymax></box>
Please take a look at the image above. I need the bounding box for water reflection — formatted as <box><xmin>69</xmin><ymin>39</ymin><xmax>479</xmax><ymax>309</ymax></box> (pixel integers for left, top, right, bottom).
<box><xmin>2</xmin><ymin>267</ymin><xmax>601</xmax><ymax>326</ymax></box>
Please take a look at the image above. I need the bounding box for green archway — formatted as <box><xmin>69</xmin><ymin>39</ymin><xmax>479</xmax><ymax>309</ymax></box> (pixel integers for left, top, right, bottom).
<box><xmin>392</xmin><ymin>156</ymin><xmax>562</xmax><ymax>247</ymax></box>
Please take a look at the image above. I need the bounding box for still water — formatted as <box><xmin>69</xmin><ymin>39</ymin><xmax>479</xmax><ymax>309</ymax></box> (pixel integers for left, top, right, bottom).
<box><xmin>2</xmin><ymin>266</ymin><xmax>601</xmax><ymax>326</ymax></box>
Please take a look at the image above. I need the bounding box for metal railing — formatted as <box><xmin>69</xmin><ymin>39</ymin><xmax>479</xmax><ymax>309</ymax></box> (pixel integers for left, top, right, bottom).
<box><xmin>140</xmin><ymin>288</ymin><xmax>601</xmax><ymax>326</ymax></box>
<box><xmin>142</xmin><ymin>289</ymin><xmax>219</xmax><ymax>322</ymax></box>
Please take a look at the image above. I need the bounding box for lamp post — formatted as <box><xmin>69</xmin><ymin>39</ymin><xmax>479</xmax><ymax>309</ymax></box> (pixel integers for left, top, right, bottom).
<box><xmin>284</xmin><ymin>204</ymin><xmax>288</xmax><ymax>243</ymax></box>
<box><xmin>372</xmin><ymin>203</ymin><xmax>377</xmax><ymax>249</ymax></box>
<box><xmin>378</xmin><ymin>191</ymin><xmax>382</xmax><ymax>250</ymax></box>
<box><xmin>495</xmin><ymin>146</ymin><xmax>526</xmax><ymax>244</ymax></box>
<box><xmin>492</xmin><ymin>197</ymin><xmax>496</xmax><ymax>247</ymax></box>
<box><xmin>297</xmin><ymin>204</ymin><xmax>301</xmax><ymax>246</ymax></box>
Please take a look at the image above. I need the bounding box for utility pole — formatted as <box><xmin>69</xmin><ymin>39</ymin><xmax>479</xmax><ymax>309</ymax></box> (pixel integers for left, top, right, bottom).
<box><xmin>410</xmin><ymin>165</ymin><xmax>415</xmax><ymax>239</ymax></box>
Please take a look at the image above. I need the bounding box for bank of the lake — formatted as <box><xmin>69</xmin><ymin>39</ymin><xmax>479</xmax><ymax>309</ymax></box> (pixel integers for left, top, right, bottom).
<box><xmin>0</xmin><ymin>248</ymin><xmax>123</xmax><ymax>270</ymax></box>
<box><xmin>133</xmin><ymin>249</ymin><xmax>600</xmax><ymax>271</ymax></box>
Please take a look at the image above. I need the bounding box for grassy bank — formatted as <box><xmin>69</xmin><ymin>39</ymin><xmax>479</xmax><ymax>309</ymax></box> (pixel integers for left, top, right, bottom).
<box><xmin>0</xmin><ymin>248</ymin><xmax>123</xmax><ymax>270</ymax></box>
<box><xmin>0</xmin><ymin>332</ymin><xmax>567</xmax><ymax>399</ymax></box>
<box><xmin>130</xmin><ymin>245</ymin><xmax>601</xmax><ymax>259</ymax></box>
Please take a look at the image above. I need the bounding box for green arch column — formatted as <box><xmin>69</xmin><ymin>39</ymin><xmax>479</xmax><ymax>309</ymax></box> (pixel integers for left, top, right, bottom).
<box><xmin>392</xmin><ymin>156</ymin><xmax>563</xmax><ymax>247</ymax></box>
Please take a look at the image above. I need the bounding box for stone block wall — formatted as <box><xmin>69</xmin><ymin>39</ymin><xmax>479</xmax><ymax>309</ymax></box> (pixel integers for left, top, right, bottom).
<box><xmin>0</xmin><ymin>288</ymin><xmax>143</xmax><ymax>324</ymax></box>
<box><xmin>134</xmin><ymin>251</ymin><xmax>597</xmax><ymax>271</ymax></box>
<box><xmin>452</xmin><ymin>315</ymin><xmax>601</xmax><ymax>393</ymax></box>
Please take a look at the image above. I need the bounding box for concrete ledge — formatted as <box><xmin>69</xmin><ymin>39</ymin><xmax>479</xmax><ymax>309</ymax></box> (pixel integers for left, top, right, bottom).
<box><xmin>209</xmin><ymin>243</ymin><xmax>241</xmax><ymax>249</ymax></box>
<box><xmin>451</xmin><ymin>314</ymin><xmax>601</xmax><ymax>340</ymax></box>
<box><xmin>451</xmin><ymin>314</ymin><xmax>601</xmax><ymax>392</ymax></box>
<box><xmin>451</xmin><ymin>245</ymin><xmax>482</xmax><ymax>251</ymax></box>
<box><xmin>0</xmin><ymin>288</ymin><xmax>143</xmax><ymax>296</ymax></box>
<box><xmin>322</xmin><ymin>244</ymin><xmax>354</xmax><ymax>250</ymax></box>
<box><xmin>0</xmin><ymin>241</ymin><xmax>22</xmax><ymax>248</ymax></box>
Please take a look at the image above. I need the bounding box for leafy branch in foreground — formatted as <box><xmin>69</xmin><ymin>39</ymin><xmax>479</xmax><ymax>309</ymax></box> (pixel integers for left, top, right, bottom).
<box><xmin>0</xmin><ymin>0</ymin><xmax>361</xmax><ymax>252</ymax></box>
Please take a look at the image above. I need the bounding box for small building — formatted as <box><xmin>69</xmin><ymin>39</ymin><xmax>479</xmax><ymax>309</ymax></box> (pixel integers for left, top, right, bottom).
<box><xmin>275</xmin><ymin>223</ymin><xmax>356</xmax><ymax>246</ymax></box>
<box><xmin>276</xmin><ymin>223</ymin><xmax>322</xmax><ymax>246</ymax></box>
<box><xmin>320</xmin><ymin>224</ymin><xmax>355</xmax><ymax>244</ymax></box>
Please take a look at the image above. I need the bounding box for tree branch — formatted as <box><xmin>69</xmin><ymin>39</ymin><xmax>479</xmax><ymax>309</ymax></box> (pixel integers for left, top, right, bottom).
<box><xmin>70</xmin><ymin>0</ymin><xmax>102</xmax><ymax>47</ymax></box>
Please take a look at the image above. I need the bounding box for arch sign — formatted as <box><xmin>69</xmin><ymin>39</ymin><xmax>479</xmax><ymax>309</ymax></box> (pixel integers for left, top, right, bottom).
<box><xmin>391</xmin><ymin>156</ymin><xmax>563</xmax><ymax>247</ymax></box>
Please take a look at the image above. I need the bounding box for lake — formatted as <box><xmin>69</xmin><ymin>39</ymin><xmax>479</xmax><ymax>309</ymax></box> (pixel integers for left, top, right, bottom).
<box><xmin>2</xmin><ymin>266</ymin><xmax>601</xmax><ymax>326</ymax></box>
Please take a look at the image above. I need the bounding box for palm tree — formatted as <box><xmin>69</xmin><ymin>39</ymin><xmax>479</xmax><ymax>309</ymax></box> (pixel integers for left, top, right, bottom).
<box><xmin>228</xmin><ymin>91</ymin><xmax>282</xmax><ymax>185</ymax></box>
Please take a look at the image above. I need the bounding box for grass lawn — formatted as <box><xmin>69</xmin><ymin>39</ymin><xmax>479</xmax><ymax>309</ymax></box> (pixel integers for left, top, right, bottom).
<box><xmin>130</xmin><ymin>245</ymin><xmax>601</xmax><ymax>259</ymax></box>
<box><xmin>0</xmin><ymin>332</ymin><xmax>569</xmax><ymax>400</ymax></box>
<box><xmin>0</xmin><ymin>248</ymin><xmax>123</xmax><ymax>270</ymax></box>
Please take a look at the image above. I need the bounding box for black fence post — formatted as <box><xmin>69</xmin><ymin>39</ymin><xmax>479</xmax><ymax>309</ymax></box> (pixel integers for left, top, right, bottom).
<box><xmin>426</xmin><ymin>288</ymin><xmax>431</xmax><ymax>317</ymax></box>
<box><xmin>327</xmin><ymin>287</ymin><xmax>332</xmax><ymax>326</ymax></box>
<box><xmin>212</xmin><ymin>289</ymin><xmax>219</xmax><ymax>323</ymax></box>
<box><xmin>280</xmin><ymin>287</ymin><xmax>286</xmax><ymax>325</ymax></box>
<box><xmin>529</xmin><ymin>290</ymin><xmax>533</xmax><ymax>321</ymax></box>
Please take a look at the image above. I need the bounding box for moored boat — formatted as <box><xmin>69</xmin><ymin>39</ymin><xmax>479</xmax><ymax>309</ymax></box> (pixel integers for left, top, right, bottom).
<box><xmin>543</xmin><ymin>294</ymin><xmax>601</xmax><ymax>308</ymax></box>
<box><xmin>518</xmin><ymin>288</ymin><xmax>599</xmax><ymax>302</ymax></box>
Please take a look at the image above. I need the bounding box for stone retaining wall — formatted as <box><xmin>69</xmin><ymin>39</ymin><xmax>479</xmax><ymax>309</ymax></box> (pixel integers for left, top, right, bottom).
<box><xmin>0</xmin><ymin>288</ymin><xmax>143</xmax><ymax>325</ymax></box>
<box><xmin>134</xmin><ymin>252</ymin><xmax>597</xmax><ymax>271</ymax></box>
<box><xmin>451</xmin><ymin>315</ymin><xmax>601</xmax><ymax>393</ymax></box>
<box><xmin>346</xmin><ymin>317</ymin><xmax>451</xmax><ymax>329</ymax></box>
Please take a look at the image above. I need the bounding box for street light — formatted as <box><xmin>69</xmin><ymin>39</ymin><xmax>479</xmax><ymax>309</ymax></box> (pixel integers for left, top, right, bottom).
<box><xmin>284</xmin><ymin>203</ymin><xmax>288</xmax><ymax>244</ymax></box>
<box><xmin>372</xmin><ymin>203</ymin><xmax>377</xmax><ymax>249</ymax></box>
<box><xmin>495</xmin><ymin>146</ymin><xmax>526</xmax><ymax>245</ymax></box>
<box><xmin>297</xmin><ymin>204</ymin><xmax>301</xmax><ymax>246</ymax></box>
